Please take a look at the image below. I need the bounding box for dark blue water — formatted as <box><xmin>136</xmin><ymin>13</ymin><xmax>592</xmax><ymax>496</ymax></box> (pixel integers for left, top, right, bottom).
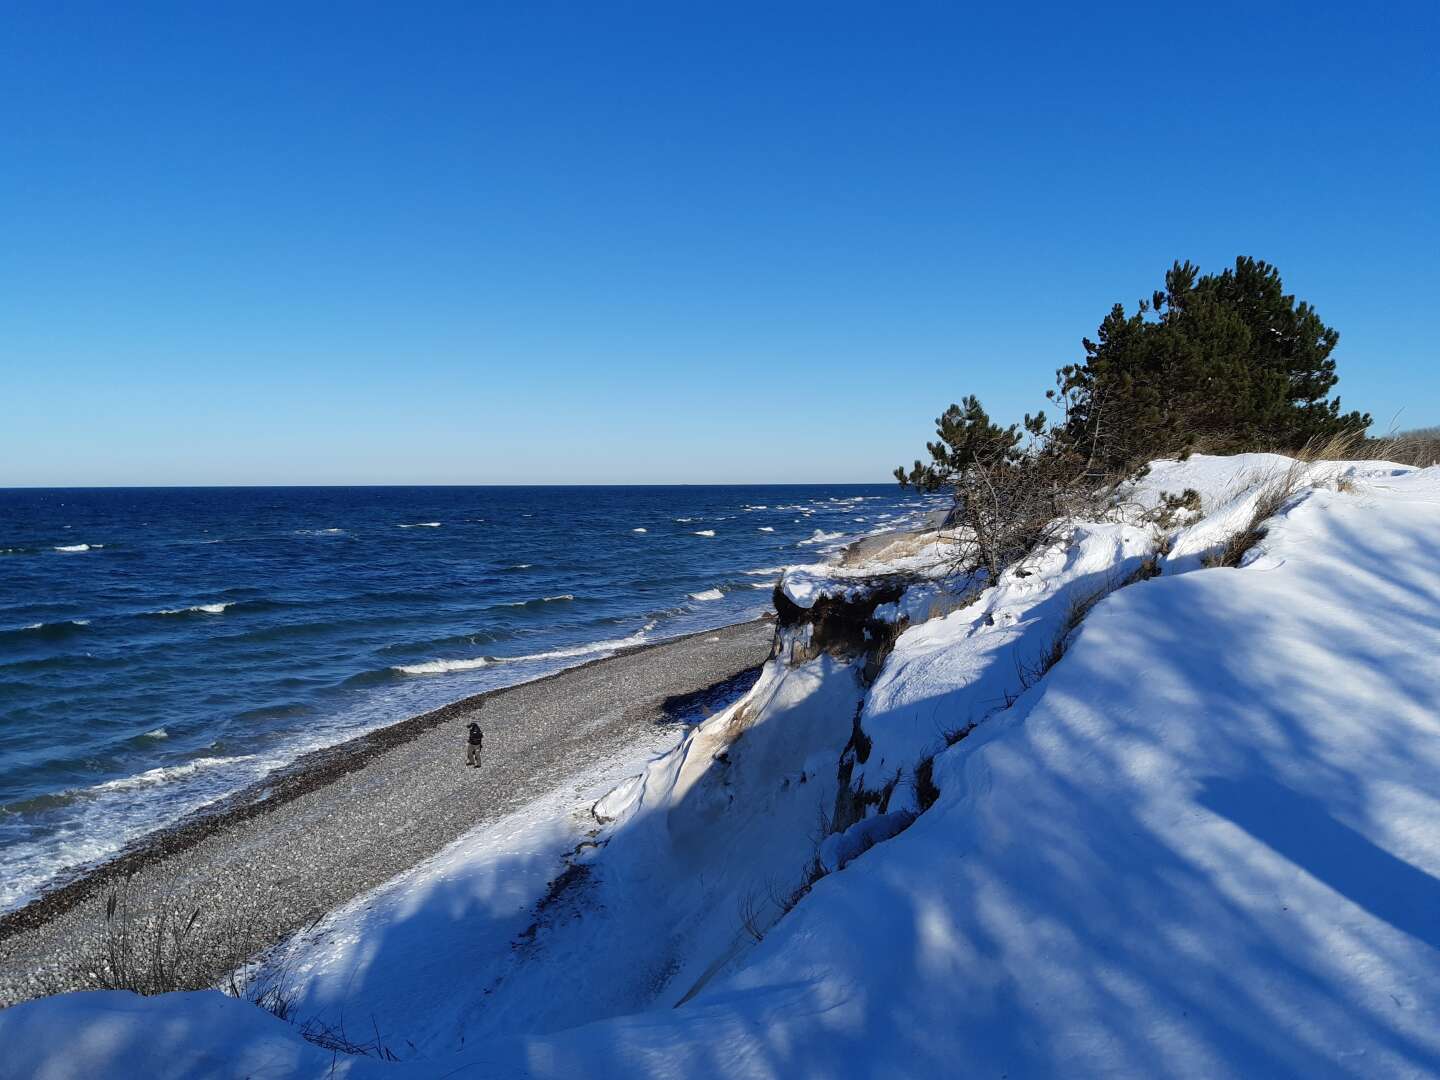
<box><xmin>0</xmin><ymin>485</ymin><xmax>938</xmax><ymax>911</ymax></box>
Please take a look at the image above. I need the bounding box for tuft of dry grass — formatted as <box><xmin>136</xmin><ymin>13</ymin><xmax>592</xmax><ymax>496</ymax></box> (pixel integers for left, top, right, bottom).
<box><xmin>35</xmin><ymin>874</ymin><xmax>290</xmax><ymax>1001</ymax></box>
<box><xmin>1203</xmin><ymin>456</ymin><xmax>1311</xmax><ymax>569</ymax></box>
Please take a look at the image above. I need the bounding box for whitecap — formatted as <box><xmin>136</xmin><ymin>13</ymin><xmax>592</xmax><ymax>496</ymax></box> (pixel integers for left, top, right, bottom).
<box><xmin>693</xmin><ymin>529</ymin><xmax>716</xmax><ymax>537</ymax></box>
<box><xmin>501</xmin><ymin>624</ymin><xmax>655</xmax><ymax>663</ymax></box>
<box><xmin>86</xmin><ymin>755</ymin><xmax>257</xmax><ymax>794</ymax></box>
<box><xmin>403</xmin><ymin>623</ymin><xmax>657</xmax><ymax>675</ymax></box>
<box><xmin>54</xmin><ymin>544</ymin><xmax>94</xmax><ymax>553</ymax></box>
<box><xmin>632</xmin><ymin>528</ymin><xmax>648</xmax><ymax>533</ymax></box>
<box><xmin>395</xmin><ymin>656</ymin><xmax>492</xmax><ymax>675</ymax></box>
<box><xmin>498</xmin><ymin>594</ymin><xmax>573</xmax><ymax>608</ymax></box>
<box><xmin>744</xmin><ymin>565</ymin><xmax>794</xmax><ymax>575</ymax></box>
<box><xmin>799</xmin><ymin>529</ymin><xmax>845</xmax><ymax>545</ymax></box>
<box><xmin>157</xmin><ymin>602</ymin><xmax>231</xmax><ymax>616</ymax></box>
<box><xmin>750</xmin><ymin>581</ymin><xmax>779</xmax><ymax>589</ymax></box>
<box><xmin>757</xmin><ymin>526</ymin><xmax>775</xmax><ymax>532</ymax></box>
<box><xmin>143</xmin><ymin>728</ymin><xmax>169</xmax><ymax>739</ymax></box>
<box><xmin>397</xmin><ymin>522</ymin><xmax>442</xmax><ymax>529</ymax></box>
<box><xmin>689</xmin><ymin>588</ymin><xmax>725</xmax><ymax>602</ymax></box>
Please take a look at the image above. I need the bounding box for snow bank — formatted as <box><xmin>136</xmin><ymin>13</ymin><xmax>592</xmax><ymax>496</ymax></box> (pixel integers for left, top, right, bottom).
<box><xmin>7</xmin><ymin>455</ymin><xmax>1439</xmax><ymax>1079</ymax></box>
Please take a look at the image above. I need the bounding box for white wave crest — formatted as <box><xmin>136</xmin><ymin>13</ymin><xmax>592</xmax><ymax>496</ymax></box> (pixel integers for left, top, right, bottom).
<box><xmin>799</xmin><ymin>529</ymin><xmax>845</xmax><ymax>545</ymax></box>
<box><xmin>750</xmin><ymin>581</ymin><xmax>779</xmax><ymax>589</ymax></box>
<box><xmin>157</xmin><ymin>602</ymin><xmax>231</xmax><ymax>616</ymax></box>
<box><xmin>744</xmin><ymin>565</ymin><xmax>795</xmax><ymax>576</ymax></box>
<box><xmin>757</xmin><ymin>526</ymin><xmax>775</xmax><ymax>532</ymax></box>
<box><xmin>87</xmin><ymin>755</ymin><xmax>257</xmax><ymax>794</ymax></box>
<box><xmin>395</xmin><ymin>656</ymin><xmax>491</xmax><ymax>676</ymax></box>
<box><xmin>499</xmin><ymin>594</ymin><xmax>574</xmax><ymax>608</ymax></box>
<box><xmin>693</xmin><ymin>530</ymin><xmax>716</xmax><ymax>537</ymax></box>
<box><xmin>689</xmin><ymin>588</ymin><xmax>725</xmax><ymax>602</ymax></box>
<box><xmin>399</xmin><ymin>622</ymin><xmax>657</xmax><ymax>676</ymax></box>
<box><xmin>54</xmin><ymin>544</ymin><xmax>97</xmax><ymax>553</ymax></box>
<box><xmin>398</xmin><ymin>522</ymin><xmax>442</xmax><ymax>528</ymax></box>
<box><xmin>502</xmin><ymin>622</ymin><xmax>657</xmax><ymax>664</ymax></box>
<box><xmin>632</xmin><ymin>528</ymin><xmax>648</xmax><ymax>533</ymax></box>
<box><xmin>143</xmin><ymin>728</ymin><xmax>169</xmax><ymax>739</ymax></box>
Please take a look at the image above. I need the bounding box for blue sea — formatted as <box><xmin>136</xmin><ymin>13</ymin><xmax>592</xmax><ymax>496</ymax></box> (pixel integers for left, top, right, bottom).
<box><xmin>0</xmin><ymin>484</ymin><xmax>939</xmax><ymax>912</ymax></box>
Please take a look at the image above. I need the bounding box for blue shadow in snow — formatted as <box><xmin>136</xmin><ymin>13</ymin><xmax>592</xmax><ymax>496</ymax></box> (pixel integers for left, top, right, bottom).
<box><xmin>1198</xmin><ymin>775</ymin><xmax>1440</xmax><ymax>950</ymax></box>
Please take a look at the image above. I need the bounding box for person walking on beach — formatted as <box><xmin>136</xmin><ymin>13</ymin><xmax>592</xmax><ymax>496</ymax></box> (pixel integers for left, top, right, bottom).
<box><xmin>465</xmin><ymin>720</ymin><xmax>484</xmax><ymax>768</ymax></box>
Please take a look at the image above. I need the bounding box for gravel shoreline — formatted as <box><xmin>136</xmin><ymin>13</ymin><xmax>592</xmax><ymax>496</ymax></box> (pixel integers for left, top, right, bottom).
<box><xmin>0</xmin><ymin>617</ymin><xmax>775</xmax><ymax>1006</ymax></box>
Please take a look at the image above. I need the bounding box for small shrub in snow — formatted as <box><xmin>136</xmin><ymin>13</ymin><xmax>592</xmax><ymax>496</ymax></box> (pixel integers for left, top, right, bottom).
<box><xmin>1150</xmin><ymin>488</ymin><xmax>1203</xmax><ymax>529</ymax></box>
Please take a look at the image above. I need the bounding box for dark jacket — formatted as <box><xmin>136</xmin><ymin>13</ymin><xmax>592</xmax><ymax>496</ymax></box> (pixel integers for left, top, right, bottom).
<box><xmin>467</xmin><ymin>723</ymin><xmax>483</xmax><ymax>746</ymax></box>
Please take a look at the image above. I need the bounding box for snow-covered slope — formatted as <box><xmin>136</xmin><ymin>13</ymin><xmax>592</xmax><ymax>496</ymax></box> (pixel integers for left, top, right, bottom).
<box><xmin>4</xmin><ymin>456</ymin><xmax>1438</xmax><ymax>1079</ymax></box>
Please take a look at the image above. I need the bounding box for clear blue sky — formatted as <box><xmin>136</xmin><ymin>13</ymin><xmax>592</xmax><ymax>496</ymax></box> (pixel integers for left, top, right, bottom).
<box><xmin>2</xmin><ymin>2</ymin><xmax>1436</xmax><ymax>485</ymax></box>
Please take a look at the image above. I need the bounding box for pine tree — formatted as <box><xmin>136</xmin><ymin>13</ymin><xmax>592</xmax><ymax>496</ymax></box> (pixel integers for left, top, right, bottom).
<box><xmin>894</xmin><ymin>396</ymin><xmax>1024</xmax><ymax>491</ymax></box>
<box><xmin>1051</xmin><ymin>257</ymin><xmax>1370</xmax><ymax>476</ymax></box>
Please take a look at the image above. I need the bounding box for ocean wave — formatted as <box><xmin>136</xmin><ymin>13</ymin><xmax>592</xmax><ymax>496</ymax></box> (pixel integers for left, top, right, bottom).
<box><xmin>0</xmin><ymin>619</ymin><xmax>92</xmax><ymax>641</ymax></box>
<box><xmin>155</xmin><ymin>602</ymin><xmax>232</xmax><ymax>616</ymax></box>
<box><xmin>504</xmin><ymin>563</ymin><xmax>534</xmax><ymax>571</ymax></box>
<box><xmin>799</xmin><ymin>529</ymin><xmax>845</xmax><ymax>545</ymax></box>
<box><xmin>689</xmin><ymin>588</ymin><xmax>725</xmax><ymax>602</ymax></box>
<box><xmin>502</xmin><ymin>623</ymin><xmax>655</xmax><ymax>663</ymax></box>
<box><xmin>84</xmin><ymin>754</ymin><xmax>258</xmax><ymax>795</ymax></box>
<box><xmin>744</xmin><ymin>565</ymin><xmax>795</xmax><ymax>575</ymax></box>
<box><xmin>750</xmin><ymin>581</ymin><xmax>779</xmax><ymax>589</ymax></box>
<box><xmin>143</xmin><ymin>727</ymin><xmax>169</xmax><ymax>739</ymax></box>
<box><xmin>295</xmin><ymin>528</ymin><xmax>345</xmax><ymax>536</ymax></box>
<box><xmin>397</xmin><ymin>522</ymin><xmax>442</xmax><ymax>529</ymax></box>
<box><xmin>757</xmin><ymin>526</ymin><xmax>775</xmax><ymax>532</ymax></box>
<box><xmin>693</xmin><ymin>530</ymin><xmax>716</xmax><ymax>538</ymax></box>
<box><xmin>400</xmin><ymin>621</ymin><xmax>660</xmax><ymax>676</ymax></box>
<box><xmin>394</xmin><ymin>656</ymin><xmax>492</xmax><ymax>675</ymax></box>
<box><xmin>54</xmin><ymin>543</ymin><xmax>101</xmax><ymax>553</ymax></box>
<box><xmin>497</xmin><ymin>593</ymin><xmax>575</xmax><ymax>610</ymax></box>
<box><xmin>632</xmin><ymin>528</ymin><xmax>647</xmax><ymax>533</ymax></box>
<box><xmin>0</xmin><ymin>546</ymin><xmax>37</xmax><ymax>555</ymax></box>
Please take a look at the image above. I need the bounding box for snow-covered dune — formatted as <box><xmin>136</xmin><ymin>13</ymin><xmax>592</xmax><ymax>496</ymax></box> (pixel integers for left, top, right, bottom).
<box><xmin>5</xmin><ymin>456</ymin><xmax>1438</xmax><ymax>1078</ymax></box>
